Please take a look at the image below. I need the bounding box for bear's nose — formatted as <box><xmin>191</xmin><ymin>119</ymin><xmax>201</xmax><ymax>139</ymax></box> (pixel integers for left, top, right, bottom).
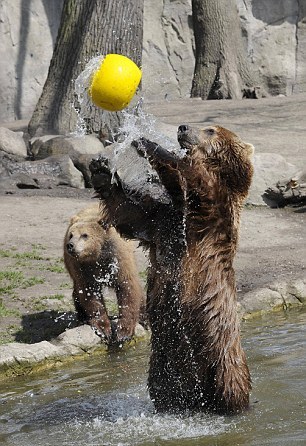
<box><xmin>67</xmin><ymin>242</ymin><xmax>74</xmax><ymax>253</ymax></box>
<box><xmin>178</xmin><ymin>124</ymin><xmax>190</xmax><ymax>134</ymax></box>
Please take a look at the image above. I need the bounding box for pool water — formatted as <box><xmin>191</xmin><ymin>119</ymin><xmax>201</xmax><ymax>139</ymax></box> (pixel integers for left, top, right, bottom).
<box><xmin>0</xmin><ymin>307</ymin><xmax>305</xmax><ymax>446</ymax></box>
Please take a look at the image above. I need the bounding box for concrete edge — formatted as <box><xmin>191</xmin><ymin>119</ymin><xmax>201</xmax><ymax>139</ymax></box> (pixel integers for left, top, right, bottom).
<box><xmin>239</xmin><ymin>277</ymin><xmax>306</xmax><ymax>320</ymax></box>
<box><xmin>0</xmin><ymin>277</ymin><xmax>305</xmax><ymax>382</ymax></box>
<box><xmin>0</xmin><ymin>323</ymin><xmax>149</xmax><ymax>381</ymax></box>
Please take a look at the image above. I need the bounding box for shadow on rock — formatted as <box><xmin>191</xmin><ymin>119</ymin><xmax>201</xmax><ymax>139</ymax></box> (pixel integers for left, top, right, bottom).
<box><xmin>15</xmin><ymin>310</ymin><xmax>79</xmax><ymax>343</ymax></box>
<box><xmin>294</xmin><ymin>205</ymin><xmax>306</xmax><ymax>214</ymax></box>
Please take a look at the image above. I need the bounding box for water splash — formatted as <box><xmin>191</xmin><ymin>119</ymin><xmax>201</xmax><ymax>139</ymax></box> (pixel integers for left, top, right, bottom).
<box><xmin>68</xmin><ymin>387</ymin><xmax>231</xmax><ymax>446</ymax></box>
<box><xmin>2</xmin><ymin>309</ymin><xmax>306</xmax><ymax>446</ymax></box>
<box><xmin>74</xmin><ymin>55</ymin><xmax>104</xmax><ymax>136</ymax></box>
<box><xmin>117</xmin><ymin>106</ymin><xmax>176</xmax><ymax>150</ymax></box>
<box><xmin>3</xmin><ymin>384</ymin><xmax>232</xmax><ymax>446</ymax></box>
<box><xmin>73</xmin><ymin>55</ymin><xmax>181</xmax><ymax>153</ymax></box>
<box><xmin>71</xmin><ymin>412</ymin><xmax>230</xmax><ymax>446</ymax></box>
<box><xmin>93</xmin><ymin>259</ymin><xmax>119</xmax><ymax>285</ymax></box>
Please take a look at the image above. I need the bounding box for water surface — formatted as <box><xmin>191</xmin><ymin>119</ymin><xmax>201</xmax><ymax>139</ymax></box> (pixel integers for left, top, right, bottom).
<box><xmin>0</xmin><ymin>308</ymin><xmax>305</xmax><ymax>446</ymax></box>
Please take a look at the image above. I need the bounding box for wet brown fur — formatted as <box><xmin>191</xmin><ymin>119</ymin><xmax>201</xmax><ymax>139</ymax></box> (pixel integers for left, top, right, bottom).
<box><xmin>63</xmin><ymin>203</ymin><xmax>145</xmax><ymax>343</ymax></box>
<box><xmin>177</xmin><ymin>126</ymin><xmax>253</xmax><ymax>413</ymax></box>
<box><xmin>90</xmin><ymin>125</ymin><xmax>253</xmax><ymax>413</ymax></box>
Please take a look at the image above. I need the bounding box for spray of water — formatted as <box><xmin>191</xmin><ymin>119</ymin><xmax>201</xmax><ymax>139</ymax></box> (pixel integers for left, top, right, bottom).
<box><xmin>68</xmin><ymin>386</ymin><xmax>232</xmax><ymax>446</ymax></box>
<box><xmin>74</xmin><ymin>55</ymin><xmax>104</xmax><ymax>136</ymax></box>
<box><xmin>73</xmin><ymin>55</ymin><xmax>180</xmax><ymax>152</ymax></box>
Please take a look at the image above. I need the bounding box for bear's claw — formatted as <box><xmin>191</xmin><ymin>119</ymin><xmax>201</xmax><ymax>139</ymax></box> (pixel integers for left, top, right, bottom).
<box><xmin>89</xmin><ymin>156</ymin><xmax>110</xmax><ymax>174</ymax></box>
<box><xmin>132</xmin><ymin>138</ymin><xmax>180</xmax><ymax>165</ymax></box>
<box><xmin>89</xmin><ymin>156</ymin><xmax>112</xmax><ymax>198</ymax></box>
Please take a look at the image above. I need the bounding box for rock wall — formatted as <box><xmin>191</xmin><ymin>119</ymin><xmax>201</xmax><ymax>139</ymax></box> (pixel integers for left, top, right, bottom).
<box><xmin>0</xmin><ymin>0</ymin><xmax>305</xmax><ymax>123</ymax></box>
<box><xmin>237</xmin><ymin>0</ymin><xmax>306</xmax><ymax>96</ymax></box>
<box><xmin>142</xmin><ymin>0</ymin><xmax>194</xmax><ymax>101</ymax></box>
<box><xmin>0</xmin><ymin>0</ymin><xmax>63</xmax><ymax>122</ymax></box>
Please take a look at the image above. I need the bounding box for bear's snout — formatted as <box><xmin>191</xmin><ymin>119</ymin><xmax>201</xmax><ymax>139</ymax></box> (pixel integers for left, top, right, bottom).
<box><xmin>178</xmin><ymin>124</ymin><xmax>190</xmax><ymax>135</ymax></box>
<box><xmin>177</xmin><ymin>124</ymin><xmax>200</xmax><ymax>150</ymax></box>
<box><xmin>66</xmin><ymin>241</ymin><xmax>75</xmax><ymax>254</ymax></box>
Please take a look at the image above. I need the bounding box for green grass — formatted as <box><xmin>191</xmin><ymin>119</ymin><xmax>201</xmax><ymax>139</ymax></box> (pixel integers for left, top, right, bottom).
<box><xmin>21</xmin><ymin>276</ymin><xmax>45</xmax><ymax>288</ymax></box>
<box><xmin>0</xmin><ymin>270</ymin><xmax>45</xmax><ymax>295</ymax></box>
<box><xmin>59</xmin><ymin>282</ymin><xmax>71</xmax><ymax>289</ymax></box>
<box><xmin>31</xmin><ymin>244</ymin><xmax>47</xmax><ymax>251</ymax></box>
<box><xmin>30</xmin><ymin>294</ymin><xmax>66</xmax><ymax>312</ymax></box>
<box><xmin>0</xmin><ymin>271</ymin><xmax>24</xmax><ymax>293</ymax></box>
<box><xmin>0</xmin><ymin>246</ymin><xmax>48</xmax><ymax>261</ymax></box>
<box><xmin>43</xmin><ymin>258</ymin><xmax>66</xmax><ymax>274</ymax></box>
<box><xmin>48</xmin><ymin>294</ymin><xmax>65</xmax><ymax>300</ymax></box>
<box><xmin>0</xmin><ymin>249</ymin><xmax>11</xmax><ymax>258</ymax></box>
<box><xmin>0</xmin><ymin>324</ymin><xmax>19</xmax><ymax>344</ymax></box>
<box><xmin>0</xmin><ymin>299</ymin><xmax>21</xmax><ymax>317</ymax></box>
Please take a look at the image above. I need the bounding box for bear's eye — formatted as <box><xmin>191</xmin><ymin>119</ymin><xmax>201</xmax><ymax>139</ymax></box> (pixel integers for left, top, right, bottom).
<box><xmin>81</xmin><ymin>233</ymin><xmax>88</xmax><ymax>239</ymax></box>
<box><xmin>69</xmin><ymin>233</ymin><xmax>73</xmax><ymax>240</ymax></box>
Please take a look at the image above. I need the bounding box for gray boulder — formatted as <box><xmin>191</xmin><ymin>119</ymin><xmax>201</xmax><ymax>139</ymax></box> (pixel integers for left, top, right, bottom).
<box><xmin>247</xmin><ymin>153</ymin><xmax>297</xmax><ymax>206</ymax></box>
<box><xmin>142</xmin><ymin>0</ymin><xmax>194</xmax><ymax>101</ymax></box>
<box><xmin>238</xmin><ymin>0</ymin><xmax>306</xmax><ymax>96</ymax></box>
<box><xmin>0</xmin><ymin>0</ymin><xmax>63</xmax><ymax>123</ymax></box>
<box><xmin>29</xmin><ymin>134</ymin><xmax>104</xmax><ymax>160</ymax></box>
<box><xmin>0</xmin><ymin>127</ymin><xmax>27</xmax><ymax>158</ymax></box>
<box><xmin>28</xmin><ymin>135</ymin><xmax>104</xmax><ymax>188</ymax></box>
<box><xmin>0</xmin><ymin>155</ymin><xmax>84</xmax><ymax>190</ymax></box>
<box><xmin>73</xmin><ymin>153</ymin><xmax>100</xmax><ymax>188</ymax></box>
<box><xmin>263</xmin><ymin>170</ymin><xmax>306</xmax><ymax>207</ymax></box>
<box><xmin>0</xmin><ymin>173</ymin><xmax>39</xmax><ymax>191</ymax></box>
<box><xmin>0</xmin><ymin>323</ymin><xmax>149</xmax><ymax>378</ymax></box>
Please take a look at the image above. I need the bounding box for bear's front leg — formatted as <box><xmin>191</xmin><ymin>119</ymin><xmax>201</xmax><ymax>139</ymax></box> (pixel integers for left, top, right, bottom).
<box><xmin>90</xmin><ymin>155</ymin><xmax>156</xmax><ymax>242</ymax></box>
<box><xmin>132</xmin><ymin>138</ymin><xmax>187</xmax><ymax>207</ymax></box>
<box><xmin>90</xmin><ymin>156</ymin><xmax>113</xmax><ymax>199</ymax></box>
<box><xmin>114</xmin><ymin>281</ymin><xmax>143</xmax><ymax>343</ymax></box>
<box><xmin>73</xmin><ymin>288</ymin><xmax>113</xmax><ymax>342</ymax></box>
<box><xmin>132</xmin><ymin>138</ymin><xmax>181</xmax><ymax>165</ymax></box>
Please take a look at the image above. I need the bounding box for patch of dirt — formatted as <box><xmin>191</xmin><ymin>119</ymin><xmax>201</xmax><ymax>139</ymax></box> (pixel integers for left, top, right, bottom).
<box><xmin>0</xmin><ymin>187</ymin><xmax>305</xmax><ymax>345</ymax></box>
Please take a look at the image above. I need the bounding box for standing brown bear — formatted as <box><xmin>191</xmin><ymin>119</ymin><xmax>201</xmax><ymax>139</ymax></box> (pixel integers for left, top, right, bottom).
<box><xmin>64</xmin><ymin>202</ymin><xmax>145</xmax><ymax>344</ymax></box>
<box><xmin>90</xmin><ymin>125</ymin><xmax>254</xmax><ymax>414</ymax></box>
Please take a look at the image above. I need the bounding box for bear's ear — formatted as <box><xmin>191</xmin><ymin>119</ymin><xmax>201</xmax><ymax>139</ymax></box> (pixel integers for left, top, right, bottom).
<box><xmin>245</xmin><ymin>143</ymin><xmax>255</xmax><ymax>157</ymax></box>
<box><xmin>69</xmin><ymin>215</ymin><xmax>80</xmax><ymax>225</ymax></box>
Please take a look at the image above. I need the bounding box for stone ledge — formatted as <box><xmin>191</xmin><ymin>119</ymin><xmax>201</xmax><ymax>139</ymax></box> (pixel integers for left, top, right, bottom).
<box><xmin>0</xmin><ymin>279</ymin><xmax>305</xmax><ymax>381</ymax></box>
<box><xmin>239</xmin><ymin>278</ymin><xmax>306</xmax><ymax>320</ymax></box>
<box><xmin>0</xmin><ymin>323</ymin><xmax>149</xmax><ymax>381</ymax></box>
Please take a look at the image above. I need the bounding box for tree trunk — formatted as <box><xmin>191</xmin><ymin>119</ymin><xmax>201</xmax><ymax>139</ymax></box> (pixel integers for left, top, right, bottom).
<box><xmin>191</xmin><ymin>0</ymin><xmax>260</xmax><ymax>100</ymax></box>
<box><xmin>28</xmin><ymin>0</ymin><xmax>143</xmax><ymax>137</ymax></box>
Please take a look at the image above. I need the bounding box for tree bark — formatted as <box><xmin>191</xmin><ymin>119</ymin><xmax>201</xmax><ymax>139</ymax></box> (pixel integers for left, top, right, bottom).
<box><xmin>28</xmin><ymin>0</ymin><xmax>143</xmax><ymax>137</ymax></box>
<box><xmin>191</xmin><ymin>0</ymin><xmax>260</xmax><ymax>100</ymax></box>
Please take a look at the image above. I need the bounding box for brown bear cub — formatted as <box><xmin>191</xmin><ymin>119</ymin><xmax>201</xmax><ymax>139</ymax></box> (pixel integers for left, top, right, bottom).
<box><xmin>90</xmin><ymin>125</ymin><xmax>253</xmax><ymax>414</ymax></box>
<box><xmin>64</xmin><ymin>202</ymin><xmax>145</xmax><ymax>344</ymax></box>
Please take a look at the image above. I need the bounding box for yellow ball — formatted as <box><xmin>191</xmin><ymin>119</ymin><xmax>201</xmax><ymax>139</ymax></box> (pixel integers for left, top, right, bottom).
<box><xmin>88</xmin><ymin>54</ymin><xmax>142</xmax><ymax>112</ymax></box>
